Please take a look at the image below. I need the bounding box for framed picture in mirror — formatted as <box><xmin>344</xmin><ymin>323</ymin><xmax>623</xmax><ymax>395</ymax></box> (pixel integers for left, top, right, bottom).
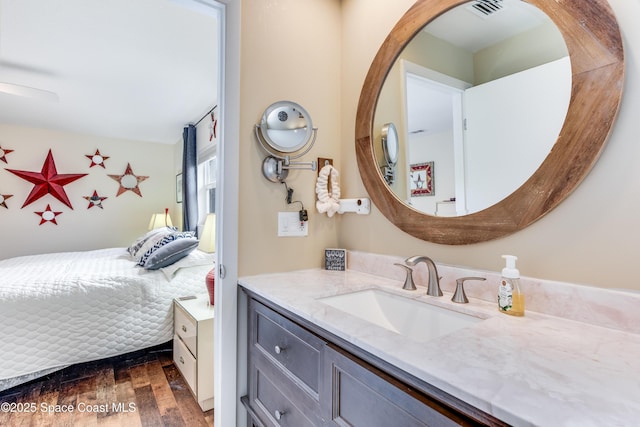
<box><xmin>410</xmin><ymin>162</ymin><xmax>434</xmax><ymax>197</ymax></box>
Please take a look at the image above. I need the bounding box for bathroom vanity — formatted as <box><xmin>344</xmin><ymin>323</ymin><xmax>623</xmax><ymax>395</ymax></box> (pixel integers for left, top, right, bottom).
<box><xmin>241</xmin><ymin>290</ymin><xmax>504</xmax><ymax>426</ymax></box>
<box><xmin>239</xmin><ymin>252</ymin><xmax>640</xmax><ymax>426</ymax></box>
<box><xmin>238</xmin><ymin>0</ymin><xmax>630</xmax><ymax>423</ymax></box>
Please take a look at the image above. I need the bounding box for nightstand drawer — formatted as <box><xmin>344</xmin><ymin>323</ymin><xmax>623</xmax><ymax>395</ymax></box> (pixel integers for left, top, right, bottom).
<box><xmin>174</xmin><ymin>304</ymin><xmax>197</xmax><ymax>355</ymax></box>
<box><xmin>251</xmin><ymin>300</ymin><xmax>325</xmax><ymax>398</ymax></box>
<box><xmin>173</xmin><ymin>334</ymin><xmax>197</xmax><ymax>393</ymax></box>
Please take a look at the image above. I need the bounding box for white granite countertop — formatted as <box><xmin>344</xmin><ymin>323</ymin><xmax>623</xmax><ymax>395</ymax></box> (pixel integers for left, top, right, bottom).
<box><xmin>239</xmin><ymin>268</ymin><xmax>640</xmax><ymax>427</ymax></box>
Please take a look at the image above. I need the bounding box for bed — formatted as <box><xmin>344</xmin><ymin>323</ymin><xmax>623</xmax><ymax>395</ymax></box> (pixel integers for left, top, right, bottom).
<box><xmin>0</xmin><ymin>228</ymin><xmax>215</xmax><ymax>392</ymax></box>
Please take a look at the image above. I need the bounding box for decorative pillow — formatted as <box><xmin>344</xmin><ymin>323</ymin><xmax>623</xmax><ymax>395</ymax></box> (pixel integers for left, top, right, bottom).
<box><xmin>143</xmin><ymin>237</ymin><xmax>199</xmax><ymax>270</ymax></box>
<box><xmin>127</xmin><ymin>226</ymin><xmax>176</xmax><ymax>258</ymax></box>
<box><xmin>137</xmin><ymin>231</ymin><xmax>195</xmax><ymax>266</ymax></box>
<box><xmin>134</xmin><ymin>232</ymin><xmax>172</xmax><ymax>261</ymax></box>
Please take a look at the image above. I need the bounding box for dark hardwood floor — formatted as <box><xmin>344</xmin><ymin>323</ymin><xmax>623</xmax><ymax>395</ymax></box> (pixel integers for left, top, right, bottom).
<box><xmin>0</xmin><ymin>342</ymin><xmax>213</xmax><ymax>427</ymax></box>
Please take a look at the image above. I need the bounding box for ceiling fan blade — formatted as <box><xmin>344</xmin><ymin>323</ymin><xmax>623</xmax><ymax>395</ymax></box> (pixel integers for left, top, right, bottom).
<box><xmin>0</xmin><ymin>82</ymin><xmax>59</xmax><ymax>102</ymax></box>
<box><xmin>0</xmin><ymin>59</ymin><xmax>57</xmax><ymax>76</ymax></box>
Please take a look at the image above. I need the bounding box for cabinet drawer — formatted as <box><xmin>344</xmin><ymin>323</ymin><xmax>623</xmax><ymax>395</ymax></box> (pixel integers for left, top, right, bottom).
<box><xmin>174</xmin><ymin>304</ymin><xmax>197</xmax><ymax>356</ymax></box>
<box><xmin>251</xmin><ymin>300</ymin><xmax>325</xmax><ymax>397</ymax></box>
<box><xmin>173</xmin><ymin>334</ymin><xmax>197</xmax><ymax>394</ymax></box>
<box><xmin>324</xmin><ymin>345</ymin><xmax>467</xmax><ymax>427</ymax></box>
<box><xmin>250</xmin><ymin>359</ymin><xmax>318</xmax><ymax>427</ymax></box>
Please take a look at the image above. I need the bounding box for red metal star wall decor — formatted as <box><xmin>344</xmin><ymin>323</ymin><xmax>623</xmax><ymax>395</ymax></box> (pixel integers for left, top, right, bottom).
<box><xmin>35</xmin><ymin>204</ymin><xmax>62</xmax><ymax>225</ymax></box>
<box><xmin>108</xmin><ymin>163</ymin><xmax>148</xmax><ymax>197</ymax></box>
<box><xmin>83</xmin><ymin>190</ymin><xmax>108</xmax><ymax>209</ymax></box>
<box><xmin>85</xmin><ymin>149</ymin><xmax>109</xmax><ymax>168</ymax></box>
<box><xmin>6</xmin><ymin>149</ymin><xmax>88</xmax><ymax>209</ymax></box>
<box><xmin>0</xmin><ymin>146</ymin><xmax>14</xmax><ymax>163</ymax></box>
<box><xmin>0</xmin><ymin>194</ymin><xmax>13</xmax><ymax>209</ymax></box>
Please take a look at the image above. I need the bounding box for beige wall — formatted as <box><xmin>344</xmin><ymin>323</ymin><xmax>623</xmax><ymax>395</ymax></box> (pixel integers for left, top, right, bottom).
<box><xmin>0</xmin><ymin>123</ymin><xmax>177</xmax><ymax>259</ymax></box>
<box><xmin>238</xmin><ymin>0</ymin><xmax>342</xmax><ymax>275</ymax></box>
<box><xmin>336</xmin><ymin>0</ymin><xmax>640</xmax><ymax>291</ymax></box>
<box><xmin>474</xmin><ymin>21</ymin><xmax>568</xmax><ymax>84</ymax></box>
<box><xmin>6</xmin><ymin>0</ymin><xmax>637</xmax><ymax>293</ymax></box>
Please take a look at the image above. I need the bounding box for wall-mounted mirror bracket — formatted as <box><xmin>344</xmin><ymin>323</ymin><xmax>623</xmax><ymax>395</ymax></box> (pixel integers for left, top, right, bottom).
<box><xmin>382</xmin><ymin>165</ymin><xmax>395</xmax><ymax>186</ymax></box>
<box><xmin>255</xmin><ymin>100</ymin><xmax>318</xmax><ymax>183</ymax></box>
<box><xmin>260</xmin><ymin>154</ymin><xmax>318</xmax><ymax>183</ymax></box>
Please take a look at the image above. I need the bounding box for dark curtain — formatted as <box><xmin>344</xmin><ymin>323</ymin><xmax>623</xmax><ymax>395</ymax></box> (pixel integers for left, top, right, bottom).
<box><xmin>182</xmin><ymin>124</ymin><xmax>198</xmax><ymax>232</ymax></box>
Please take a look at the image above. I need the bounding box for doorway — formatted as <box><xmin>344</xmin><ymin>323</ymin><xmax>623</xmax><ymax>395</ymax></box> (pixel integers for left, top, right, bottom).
<box><xmin>402</xmin><ymin>60</ymin><xmax>470</xmax><ymax>216</ymax></box>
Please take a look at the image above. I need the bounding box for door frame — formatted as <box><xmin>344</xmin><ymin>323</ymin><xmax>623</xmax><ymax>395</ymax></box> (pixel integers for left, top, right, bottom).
<box><xmin>200</xmin><ymin>0</ymin><xmax>241</xmax><ymax>426</ymax></box>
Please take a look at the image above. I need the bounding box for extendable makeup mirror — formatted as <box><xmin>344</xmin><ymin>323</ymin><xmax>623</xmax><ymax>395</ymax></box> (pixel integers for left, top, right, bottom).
<box><xmin>255</xmin><ymin>101</ymin><xmax>318</xmax><ymax>183</ymax></box>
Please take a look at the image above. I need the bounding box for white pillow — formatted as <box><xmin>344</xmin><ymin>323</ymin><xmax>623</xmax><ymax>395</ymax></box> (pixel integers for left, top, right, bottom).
<box><xmin>133</xmin><ymin>229</ymin><xmax>174</xmax><ymax>260</ymax></box>
<box><xmin>127</xmin><ymin>226</ymin><xmax>175</xmax><ymax>258</ymax></box>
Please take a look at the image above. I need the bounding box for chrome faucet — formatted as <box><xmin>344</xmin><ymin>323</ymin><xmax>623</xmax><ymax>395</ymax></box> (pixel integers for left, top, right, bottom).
<box><xmin>404</xmin><ymin>255</ymin><xmax>443</xmax><ymax>297</ymax></box>
<box><xmin>393</xmin><ymin>263</ymin><xmax>417</xmax><ymax>290</ymax></box>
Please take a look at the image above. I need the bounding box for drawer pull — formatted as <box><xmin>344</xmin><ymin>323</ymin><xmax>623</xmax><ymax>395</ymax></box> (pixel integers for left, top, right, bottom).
<box><xmin>274</xmin><ymin>345</ymin><xmax>285</xmax><ymax>354</ymax></box>
<box><xmin>274</xmin><ymin>409</ymin><xmax>286</xmax><ymax>421</ymax></box>
<box><xmin>182</xmin><ymin>325</ymin><xmax>187</xmax><ymax>332</ymax></box>
<box><xmin>179</xmin><ymin>356</ymin><xmax>185</xmax><ymax>364</ymax></box>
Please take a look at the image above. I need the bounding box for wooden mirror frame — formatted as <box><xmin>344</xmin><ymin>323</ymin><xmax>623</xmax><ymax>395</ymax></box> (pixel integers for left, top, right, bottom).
<box><xmin>356</xmin><ymin>0</ymin><xmax>624</xmax><ymax>245</ymax></box>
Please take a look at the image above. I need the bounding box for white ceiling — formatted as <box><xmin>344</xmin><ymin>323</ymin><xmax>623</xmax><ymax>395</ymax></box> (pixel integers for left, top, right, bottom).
<box><xmin>425</xmin><ymin>0</ymin><xmax>547</xmax><ymax>53</ymax></box>
<box><xmin>0</xmin><ymin>0</ymin><xmax>219</xmax><ymax>144</ymax></box>
<box><xmin>408</xmin><ymin>0</ymin><xmax>549</xmax><ymax>135</ymax></box>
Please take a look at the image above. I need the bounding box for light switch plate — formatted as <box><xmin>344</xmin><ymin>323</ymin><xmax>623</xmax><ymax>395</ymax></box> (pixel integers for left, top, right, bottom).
<box><xmin>278</xmin><ymin>212</ymin><xmax>308</xmax><ymax>237</ymax></box>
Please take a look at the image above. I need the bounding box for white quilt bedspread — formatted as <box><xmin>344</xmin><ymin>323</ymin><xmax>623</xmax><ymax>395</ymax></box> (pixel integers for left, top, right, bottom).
<box><xmin>0</xmin><ymin>248</ymin><xmax>214</xmax><ymax>389</ymax></box>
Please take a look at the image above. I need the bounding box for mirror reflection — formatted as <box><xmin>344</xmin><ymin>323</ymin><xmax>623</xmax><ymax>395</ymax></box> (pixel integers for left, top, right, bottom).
<box><xmin>381</xmin><ymin>122</ymin><xmax>399</xmax><ymax>184</ymax></box>
<box><xmin>374</xmin><ymin>0</ymin><xmax>570</xmax><ymax>216</ymax></box>
<box><xmin>259</xmin><ymin>101</ymin><xmax>313</xmax><ymax>153</ymax></box>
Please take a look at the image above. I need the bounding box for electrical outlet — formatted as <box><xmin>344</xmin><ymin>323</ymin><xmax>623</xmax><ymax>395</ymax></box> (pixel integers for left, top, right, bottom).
<box><xmin>278</xmin><ymin>212</ymin><xmax>308</xmax><ymax>237</ymax></box>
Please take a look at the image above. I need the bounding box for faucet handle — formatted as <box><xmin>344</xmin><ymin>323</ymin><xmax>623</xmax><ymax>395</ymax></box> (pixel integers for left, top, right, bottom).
<box><xmin>452</xmin><ymin>276</ymin><xmax>486</xmax><ymax>304</ymax></box>
<box><xmin>394</xmin><ymin>263</ymin><xmax>416</xmax><ymax>291</ymax></box>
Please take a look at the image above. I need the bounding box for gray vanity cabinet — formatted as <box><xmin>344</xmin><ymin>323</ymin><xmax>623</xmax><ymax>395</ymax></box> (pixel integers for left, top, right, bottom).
<box><xmin>323</xmin><ymin>344</ymin><xmax>474</xmax><ymax>427</ymax></box>
<box><xmin>246</xmin><ymin>297</ymin><xmax>327</xmax><ymax>427</ymax></box>
<box><xmin>242</xmin><ymin>293</ymin><xmax>506</xmax><ymax>427</ymax></box>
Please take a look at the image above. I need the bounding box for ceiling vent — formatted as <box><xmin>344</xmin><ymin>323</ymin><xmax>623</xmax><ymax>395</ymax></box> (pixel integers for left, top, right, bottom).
<box><xmin>467</xmin><ymin>0</ymin><xmax>504</xmax><ymax>18</ymax></box>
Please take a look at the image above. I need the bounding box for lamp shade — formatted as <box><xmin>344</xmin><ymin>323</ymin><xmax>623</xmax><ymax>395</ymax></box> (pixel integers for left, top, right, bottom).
<box><xmin>198</xmin><ymin>213</ymin><xmax>216</xmax><ymax>253</ymax></box>
<box><xmin>148</xmin><ymin>212</ymin><xmax>173</xmax><ymax>230</ymax></box>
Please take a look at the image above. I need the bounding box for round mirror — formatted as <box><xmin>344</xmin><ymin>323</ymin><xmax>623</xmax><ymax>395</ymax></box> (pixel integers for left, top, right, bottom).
<box><xmin>121</xmin><ymin>174</ymin><xmax>139</xmax><ymax>189</ymax></box>
<box><xmin>356</xmin><ymin>0</ymin><xmax>624</xmax><ymax>244</ymax></box>
<box><xmin>259</xmin><ymin>101</ymin><xmax>314</xmax><ymax>154</ymax></box>
<box><xmin>381</xmin><ymin>123</ymin><xmax>399</xmax><ymax>166</ymax></box>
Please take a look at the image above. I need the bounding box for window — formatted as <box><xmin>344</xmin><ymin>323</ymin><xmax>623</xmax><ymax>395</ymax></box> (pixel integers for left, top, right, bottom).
<box><xmin>192</xmin><ymin>114</ymin><xmax>217</xmax><ymax>235</ymax></box>
<box><xmin>198</xmin><ymin>154</ymin><xmax>216</xmax><ymax>215</ymax></box>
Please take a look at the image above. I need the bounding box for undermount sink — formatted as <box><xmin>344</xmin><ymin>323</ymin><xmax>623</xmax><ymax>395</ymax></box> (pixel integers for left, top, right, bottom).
<box><xmin>318</xmin><ymin>289</ymin><xmax>481</xmax><ymax>342</ymax></box>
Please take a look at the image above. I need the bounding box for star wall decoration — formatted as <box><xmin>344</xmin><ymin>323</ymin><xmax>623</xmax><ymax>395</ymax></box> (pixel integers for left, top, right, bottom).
<box><xmin>35</xmin><ymin>204</ymin><xmax>62</xmax><ymax>225</ymax></box>
<box><xmin>85</xmin><ymin>149</ymin><xmax>109</xmax><ymax>168</ymax></box>
<box><xmin>83</xmin><ymin>190</ymin><xmax>108</xmax><ymax>209</ymax></box>
<box><xmin>0</xmin><ymin>146</ymin><xmax>14</xmax><ymax>164</ymax></box>
<box><xmin>6</xmin><ymin>149</ymin><xmax>88</xmax><ymax>209</ymax></box>
<box><xmin>209</xmin><ymin>111</ymin><xmax>217</xmax><ymax>141</ymax></box>
<box><xmin>0</xmin><ymin>194</ymin><xmax>13</xmax><ymax>209</ymax></box>
<box><xmin>412</xmin><ymin>173</ymin><xmax>425</xmax><ymax>189</ymax></box>
<box><xmin>108</xmin><ymin>163</ymin><xmax>148</xmax><ymax>197</ymax></box>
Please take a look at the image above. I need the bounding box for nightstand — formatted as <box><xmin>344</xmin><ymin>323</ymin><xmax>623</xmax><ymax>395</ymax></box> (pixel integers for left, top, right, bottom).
<box><xmin>173</xmin><ymin>294</ymin><xmax>214</xmax><ymax>411</ymax></box>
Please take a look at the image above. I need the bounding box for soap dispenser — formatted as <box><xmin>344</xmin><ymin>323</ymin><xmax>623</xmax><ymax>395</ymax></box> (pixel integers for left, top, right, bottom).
<box><xmin>498</xmin><ymin>255</ymin><xmax>524</xmax><ymax>316</ymax></box>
